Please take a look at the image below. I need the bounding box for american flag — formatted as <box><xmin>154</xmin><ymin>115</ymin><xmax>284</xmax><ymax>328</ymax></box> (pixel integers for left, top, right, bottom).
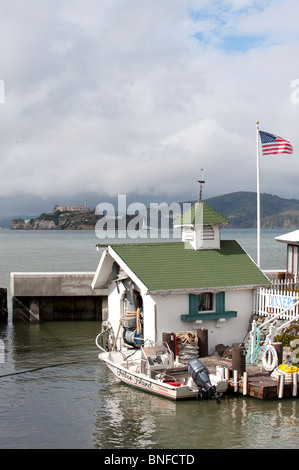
<box><xmin>259</xmin><ymin>130</ymin><xmax>293</xmax><ymax>155</ymax></box>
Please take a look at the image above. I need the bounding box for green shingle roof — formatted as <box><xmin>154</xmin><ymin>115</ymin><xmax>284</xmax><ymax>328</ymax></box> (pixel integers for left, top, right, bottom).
<box><xmin>173</xmin><ymin>202</ymin><xmax>228</xmax><ymax>226</ymax></box>
<box><xmin>109</xmin><ymin>240</ymin><xmax>270</xmax><ymax>292</ymax></box>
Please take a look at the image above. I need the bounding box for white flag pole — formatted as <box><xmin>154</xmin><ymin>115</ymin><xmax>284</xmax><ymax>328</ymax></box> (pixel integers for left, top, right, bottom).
<box><xmin>256</xmin><ymin>120</ymin><xmax>261</xmax><ymax>268</ymax></box>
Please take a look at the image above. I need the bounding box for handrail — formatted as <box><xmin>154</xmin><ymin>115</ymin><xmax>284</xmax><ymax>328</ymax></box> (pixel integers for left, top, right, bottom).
<box><xmin>247</xmin><ymin>297</ymin><xmax>299</xmax><ymax>363</ymax></box>
<box><xmin>259</xmin><ymin>298</ymin><xmax>299</xmax><ymax>330</ymax></box>
<box><xmin>95</xmin><ymin>330</ymin><xmax>107</xmax><ymax>352</ymax></box>
<box><xmin>264</xmin><ymin>312</ymin><xmax>299</xmax><ymax>345</ymax></box>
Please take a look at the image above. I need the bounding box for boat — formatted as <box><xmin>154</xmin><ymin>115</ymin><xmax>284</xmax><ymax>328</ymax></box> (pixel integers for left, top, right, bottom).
<box><xmin>95</xmin><ymin>323</ymin><xmax>228</xmax><ymax>401</ymax></box>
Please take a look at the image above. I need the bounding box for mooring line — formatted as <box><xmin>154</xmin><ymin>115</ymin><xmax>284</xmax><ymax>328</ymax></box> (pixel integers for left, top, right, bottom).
<box><xmin>0</xmin><ymin>359</ymin><xmax>99</xmax><ymax>378</ymax></box>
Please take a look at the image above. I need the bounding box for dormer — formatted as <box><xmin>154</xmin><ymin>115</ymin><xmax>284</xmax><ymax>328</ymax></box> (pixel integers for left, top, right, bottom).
<box><xmin>173</xmin><ymin>201</ymin><xmax>228</xmax><ymax>250</ymax></box>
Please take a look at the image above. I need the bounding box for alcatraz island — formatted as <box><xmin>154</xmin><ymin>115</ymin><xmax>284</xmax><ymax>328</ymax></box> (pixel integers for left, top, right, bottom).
<box><xmin>10</xmin><ymin>201</ymin><xmax>142</xmax><ymax>231</ymax></box>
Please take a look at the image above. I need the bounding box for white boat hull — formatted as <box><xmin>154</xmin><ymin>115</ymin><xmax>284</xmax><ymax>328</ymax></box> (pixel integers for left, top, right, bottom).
<box><xmin>105</xmin><ymin>360</ymin><xmax>199</xmax><ymax>400</ymax></box>
<box><xmin>99</xmin><ymin>350</ymin><xmax>228</xmax><ymax>401</ymax></box>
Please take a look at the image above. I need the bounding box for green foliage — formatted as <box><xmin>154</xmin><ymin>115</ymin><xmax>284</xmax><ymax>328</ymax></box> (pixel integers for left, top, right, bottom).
<box><xmin>273</xmin><ymin>332</ymin><xmax>293</xmax><ymax>346</ymax></box>
<box><xmin>206</xmin><ymin>191</ymin><xmax>299</xmax><ymax>228</ymax></box>
<box><xmin>274</xmin><ymin>323</ymin><xmax>299</xmax><ymax>346</ymax></box>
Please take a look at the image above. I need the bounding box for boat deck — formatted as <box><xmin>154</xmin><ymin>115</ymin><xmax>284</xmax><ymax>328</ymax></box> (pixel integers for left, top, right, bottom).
<box><xmin>200</xmin><ymin>355</ymin><xmax>298</xmax><ymax>400</ymax></box>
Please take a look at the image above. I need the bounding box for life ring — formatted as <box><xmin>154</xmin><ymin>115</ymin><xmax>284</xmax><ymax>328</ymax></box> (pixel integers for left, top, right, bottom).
<box><xmin>262</xmin><ymin>344</ymin><xmax>279</xmax><ymax>372</ymax></box>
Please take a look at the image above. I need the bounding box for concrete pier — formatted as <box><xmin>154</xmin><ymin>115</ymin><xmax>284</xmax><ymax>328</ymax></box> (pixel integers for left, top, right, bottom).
<box><xmin>10</xmin><ymin>272</ymin><xmax>107</xmax><ymax>322</ymax></box>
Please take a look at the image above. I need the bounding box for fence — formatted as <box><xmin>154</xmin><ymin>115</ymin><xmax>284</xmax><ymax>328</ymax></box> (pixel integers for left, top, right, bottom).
<box><xmin>270</xmin><ymin>277</ymin><xmax>299</xmax><ymax>291</ymax></box>
<box><xmin>255</xmin><ymin>281</ymin><xmax>299</xmax><ymax>322</ymax></box>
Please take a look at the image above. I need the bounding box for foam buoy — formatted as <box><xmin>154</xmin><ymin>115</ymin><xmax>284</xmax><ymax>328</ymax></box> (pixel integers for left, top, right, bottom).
<box><xmin>262</xmin><ymin>344</ymin><xmax>278</xmax><ymax>372</ymax></box>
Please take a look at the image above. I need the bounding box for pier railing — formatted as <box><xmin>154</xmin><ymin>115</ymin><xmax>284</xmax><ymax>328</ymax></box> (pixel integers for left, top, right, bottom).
<box><xmin>255</xmin><ymin>283</ymin><xmax>299</xmax><ymax>322</ymax></box>
<box><xmin>270</xmin><ymin>277</ymin><xmax>299</xmax><ymax>291</ymax></box>
<box><xmin>247</xmin><ymin>282</ymin><xmax>299</xmax><ymax>365</ymax></box>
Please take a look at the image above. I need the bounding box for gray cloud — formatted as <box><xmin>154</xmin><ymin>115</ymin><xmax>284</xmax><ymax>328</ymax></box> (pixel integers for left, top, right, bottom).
<box><xmin>0</xmin><ymin>0</ymin><xmax>298</xmax><ymax>218</ymax></box>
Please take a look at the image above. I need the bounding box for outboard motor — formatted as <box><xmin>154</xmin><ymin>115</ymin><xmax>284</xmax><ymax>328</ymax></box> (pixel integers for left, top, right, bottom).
<box><xmin>188</xmin><ymin>358</ymin><xmax>217</xmax><ymax>400</ymax></box>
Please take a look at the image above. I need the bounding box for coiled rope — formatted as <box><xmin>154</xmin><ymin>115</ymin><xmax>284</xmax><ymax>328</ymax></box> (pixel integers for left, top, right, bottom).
<box><xmin>271</xmin><ymin>364</ymin><xmax>299</xmax><ymax>382</ymax></box>
<box><xmin>176</xmin><ymin>331</ymin><xmax>199</xmax><ymax>364</ymax></box>
<box><xmin>176</xmin><ymin>331</ymin><xmax>198</xmax><ymax>346</ymax></box>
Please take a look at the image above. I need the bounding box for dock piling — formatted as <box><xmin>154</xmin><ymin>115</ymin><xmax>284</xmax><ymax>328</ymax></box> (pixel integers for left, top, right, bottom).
<box><xmin>292</xmin><ymin>372</ymin><xmax>298</xmax><ymax>397</ymax></box>
<box><xmin>197</xmin><ymin>328</ymin><xmax>208</xmax><ymax>357</ymax></box>
<box><xmin>233</xmin><ymin>370</ymin><xmax>238</xmax><ymax>392</ymax></box>
<box><xmin>278</xmin><ymin>374</ymin><xmax>285</xmax><ymax>398</ymax></box>
<box><xmin>243</xmin><ymin>372</ymin><xmax>248</xmax><ymax>395</ymax></box>
<box><xmin>232</xmin><ymin>346</ymin><xmax>246</xmax><ymax>378</ymax></box>
<box><xmin>0</xmin><ymin>288</ymin><xmax>7</xmax><ymax>322</ymax></box>
<box><xmin>272</xmin><ymin>342</ymin><xmax>283</xmax><ymax>366</ymax></box>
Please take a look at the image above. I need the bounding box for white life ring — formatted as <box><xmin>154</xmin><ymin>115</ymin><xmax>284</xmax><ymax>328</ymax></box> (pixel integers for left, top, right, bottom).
<box><xmin>262</xmin><ymin>344</ymin><xmax>279</xmax><ymax>372</ymax></box>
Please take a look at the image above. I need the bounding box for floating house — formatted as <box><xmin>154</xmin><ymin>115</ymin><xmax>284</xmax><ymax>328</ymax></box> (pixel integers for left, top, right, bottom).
<box><xmin>92</xmin><ymin>201</ymin><xmax>270</xmax><ymax>354</ymax></box>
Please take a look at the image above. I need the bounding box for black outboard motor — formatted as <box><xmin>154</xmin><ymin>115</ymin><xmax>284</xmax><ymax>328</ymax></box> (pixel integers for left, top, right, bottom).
<box><xmin>188</xmin><ymin>358</ymin><xmax>217</xmax><ymax>400</ymax></box>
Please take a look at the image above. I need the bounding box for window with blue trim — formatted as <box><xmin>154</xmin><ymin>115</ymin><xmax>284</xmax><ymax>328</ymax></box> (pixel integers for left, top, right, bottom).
<box><xmin>181</xmin><ymin>292</ymin><xmax>237</xmax><ymax>322</ymax></box>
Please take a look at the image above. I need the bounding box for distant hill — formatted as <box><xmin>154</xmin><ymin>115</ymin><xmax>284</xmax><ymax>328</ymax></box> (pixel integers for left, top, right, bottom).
<box><xmin>8</xmin><ymin>191</ymin><xmax>299</xmax><ymax>230</ymax></box>
<box><xmin>205</xmin><ymin>191</ymin><xmax>299</xmax><ymax>228</ymax></box>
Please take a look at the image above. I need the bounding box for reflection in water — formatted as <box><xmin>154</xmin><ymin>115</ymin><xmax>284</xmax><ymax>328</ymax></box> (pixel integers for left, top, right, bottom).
<box><xmin>92</xmin><ymin>375</ymin><xmax>299</xmax><ymax>449</ymax></box>
<box><xmin>0</xmin><ymin>322</ymin><xmax>298</xmax><ymax>449</ymax></box>
<box><xmin>93</xmin><ymin>376</ymin><xmax>182</xmax><ymax>449</ymax></box>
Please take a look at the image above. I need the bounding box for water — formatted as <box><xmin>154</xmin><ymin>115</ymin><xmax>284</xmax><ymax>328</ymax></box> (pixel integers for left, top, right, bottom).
<box><xmin>0</xmin><ymin>228</ymin><xmax>298</xmax><ymax>450</ymax></box>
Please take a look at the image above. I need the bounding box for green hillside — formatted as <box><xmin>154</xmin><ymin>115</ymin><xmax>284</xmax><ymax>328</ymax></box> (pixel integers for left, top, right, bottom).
<box><xmin>205</xmin><ymin>191</ymin><xmax>299</xmax><ymax>228</ymax></box>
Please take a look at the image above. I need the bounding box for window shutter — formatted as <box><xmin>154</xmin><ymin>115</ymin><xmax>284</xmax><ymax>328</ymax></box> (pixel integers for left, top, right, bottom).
<box><xmin>189</xmin><ymin>294</ymin><xmax>198</xmax><ymax>315</ymax></box>
<box><xmin>216</xmin><ymin>292</ymin><xmax>225</xmax><ymax>312</ymax></box>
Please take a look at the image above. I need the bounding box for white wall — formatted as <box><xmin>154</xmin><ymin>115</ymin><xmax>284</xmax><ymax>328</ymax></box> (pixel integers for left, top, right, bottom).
<box><xmin>106</xmin><ymin>278</ymin><xmax>254</xmax><ymax>354</ymax></box>
<box><xmin>142</xmin><ymin>294</ymin><xmax>157</xmax><ymax>341</ymax></box>
<box><xmin>107</xmin><ymin>282</ymin><xmax>125</xmax><ymax>348</ymax></box>
<box><xmin>154</xmin><ymin>293</ymin><xmax>188</xmax><ymax>340</ymax></box>
<box><xmin>153</xmin><ymin>289</ymin><xmax>254</xmax><ymax>354</ymax></box>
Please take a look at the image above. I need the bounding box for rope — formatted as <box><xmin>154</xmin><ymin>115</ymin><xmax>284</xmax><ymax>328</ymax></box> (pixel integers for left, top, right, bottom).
<box><xmin>246</xmin><ymin>325</ymin><xmax>261</xmax><ymax>365</ymax></box>
<box><xmin>176</xmin><ymin>331</ymin><xmax>199</xmax><ymax>364</ymax></box>
<box><xmin>271</xmin><ymin>364</ymin><xmax>299</xmax><ymax>383</ymax></box>
<box><xmin>136</xmin><ymin>308</ymin><xmax>141</xmax><ymax>335</ymax></box>
<box><xmin>176</xmin><ymin>331</ymin><xmax>198</xmax><ymax>346</ymax></box>
<box><xmin>112</xmin><ymin>314</ymin><xmax>125</xmax><ymax>350</ymax></box>
<box><xmin>0</xmin><ymin>359</ymin><xmax>99</xmax><ymax>379</ymax></box>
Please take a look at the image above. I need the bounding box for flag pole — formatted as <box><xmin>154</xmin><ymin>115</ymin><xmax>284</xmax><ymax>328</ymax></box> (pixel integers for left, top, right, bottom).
<box><xmin>256</xmin><ymin>120</ymin><xmax>261</xmax><ymax>268</ymax></box>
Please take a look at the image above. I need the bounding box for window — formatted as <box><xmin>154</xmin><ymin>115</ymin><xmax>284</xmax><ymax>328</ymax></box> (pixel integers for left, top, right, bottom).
<box><xmin>198</xmin><ymin>292</ymin><xmax>213</xmax><ymax>311</ymax></box>
<box><xmin>181</xmin><ymin>292</ymin><xmax>237</xmax><ymax>322</ymax></box>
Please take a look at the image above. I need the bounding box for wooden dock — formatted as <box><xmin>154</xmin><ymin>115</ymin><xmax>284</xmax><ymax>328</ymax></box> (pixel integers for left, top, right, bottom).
<box><xmin>200</xmin><ymin>355</ymin><xmax>299</xmax><ymax>400</ymax></box>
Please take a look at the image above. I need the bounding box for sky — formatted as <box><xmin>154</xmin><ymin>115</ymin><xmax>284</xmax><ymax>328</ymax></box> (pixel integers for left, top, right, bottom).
<box><xmin>1</xmin><ymin>0</ymin><xmax>299</xmax><ymax>217</ymax></box>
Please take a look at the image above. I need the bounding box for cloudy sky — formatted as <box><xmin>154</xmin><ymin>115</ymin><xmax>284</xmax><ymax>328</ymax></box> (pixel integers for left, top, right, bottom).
<box><xmin>0</xmin><ymin>0</ymin><xmax>299</xmax><ymax>217</ymax></box>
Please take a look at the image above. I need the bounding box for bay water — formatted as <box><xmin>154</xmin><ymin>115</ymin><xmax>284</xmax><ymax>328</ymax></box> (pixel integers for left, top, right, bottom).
<box><xmin>0</xmin><ymin>228</ymin><xmax>298</xmax><ymax>450</ymax></box>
